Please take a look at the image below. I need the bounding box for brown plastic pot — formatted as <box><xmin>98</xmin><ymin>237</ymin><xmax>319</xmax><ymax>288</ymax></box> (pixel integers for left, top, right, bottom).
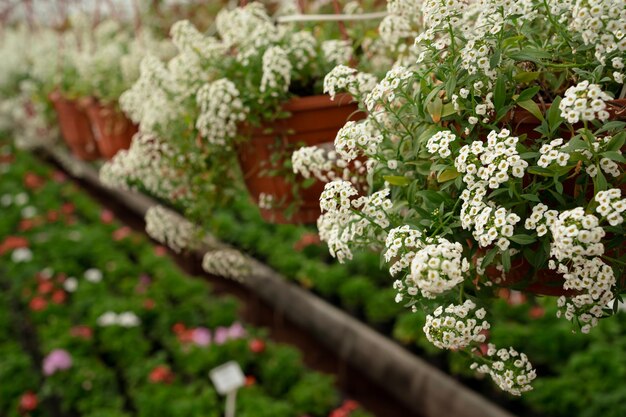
<box><xmin>82</xmin><ymin>98</ymin><xmax>137</xmax><ymax>160</ymax></box>
<box><xmin>48</xmin><ymin>91</ymin><xmax>99</xmax><ymax>160</ymax></box>
<box><xmin>237</xmin><ymin>93</ymin><xmax>364</xmax><ymax>224</ymax></box>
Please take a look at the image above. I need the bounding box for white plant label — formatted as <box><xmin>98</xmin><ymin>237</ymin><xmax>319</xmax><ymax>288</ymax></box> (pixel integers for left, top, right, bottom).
<box><xmin>209</xmin><ymin>361</ymin><xmax>245</xmax><ymax>395</ymax></box>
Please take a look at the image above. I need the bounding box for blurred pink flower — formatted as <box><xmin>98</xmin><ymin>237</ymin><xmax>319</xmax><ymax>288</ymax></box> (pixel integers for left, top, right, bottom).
<box><xmin>192</xmin><ymin>327</ymin><xmax>211</xmax><ymax>347</ymax></box>
<box><xmin>228</xmin><ymin>322</ymin><xmax>246</xmax><ymax>339</ymax></box>
<box><xmin>214</xmin><ymin>327</ymin><xmax>229</xmax><ymax>345</ymax></box>
<box><xmin>43</xmin><ymin>349</ymin><xmax>72</xmax><ymax>376</ymax></box>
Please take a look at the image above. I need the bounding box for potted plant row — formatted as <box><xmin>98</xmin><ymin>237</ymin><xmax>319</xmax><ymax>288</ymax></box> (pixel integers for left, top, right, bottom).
<box><xmin>119</xmin><ymin>1</ymin><xmax>393</xmax><ymax>224</ymax></box>
<box><xmin>49</xmin><ymin>17</ymin><xmax>174</xmax><ymax>160</ymax></box>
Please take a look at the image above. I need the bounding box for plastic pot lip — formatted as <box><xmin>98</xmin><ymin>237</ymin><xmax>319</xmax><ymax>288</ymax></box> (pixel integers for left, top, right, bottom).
<box><xmin>283</xmin><ymin>93</ymin><xmax>356</xmax><ymax>112</ymax></box>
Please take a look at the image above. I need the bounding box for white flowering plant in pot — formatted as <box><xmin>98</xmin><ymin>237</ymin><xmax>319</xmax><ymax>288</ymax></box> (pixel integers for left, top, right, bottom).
<box><xmin>316</xmin><ymin>0</ymin><xmax>626</xmax><ymax>395</ymax></box>
<box><xmin>117</xmin><ymin>1</ymin><xmax>389</xmax><ymax>221</ymax></box>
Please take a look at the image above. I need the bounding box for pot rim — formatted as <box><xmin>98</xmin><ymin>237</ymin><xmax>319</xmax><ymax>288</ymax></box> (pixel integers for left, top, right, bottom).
<box><xmin>283</xmin><ymin>93</ymin><xmax>356</xmax><ymax>112</ymax></box>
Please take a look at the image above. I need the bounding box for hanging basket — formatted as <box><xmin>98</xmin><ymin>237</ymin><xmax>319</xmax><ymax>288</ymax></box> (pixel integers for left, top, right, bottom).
<box><xmin>237</xmin><ymin>93</ymin><xmax>363</xmax><ymax>224</ymax></box>
<box><xmin>484</xmin><ymin>98</ymin><xmax>626</xmax><ymax>296</ymax></box>
<box><xmin>49</xmin><ymin>91</ymin><xmax>99</xmax><ymax>161</ymax></box>
<box><xmin>82</xmin><ymin>98</ymin><xmax>137</xmax><ymax>160</ymax></box>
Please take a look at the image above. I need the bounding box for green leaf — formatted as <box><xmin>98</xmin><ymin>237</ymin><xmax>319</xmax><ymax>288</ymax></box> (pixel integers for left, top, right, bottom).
<box><xmin>521</xmin><ymin>193</ymin><xmax>541</xmax><ymax>202</ymax></box>
<box><xmin>509</xmin><ymin>234</ymin><xmax>537</xmax><ymax>245</ymax></box>
<box><xmin>501</xmin><ymin>250</ymin><xmax>511</xmax><ymax>272</ymax></box>
<box><xmin>597</xmin><ymin>121</ymin><xmax>626</xmax><ymax>134</ymax></box>
<box><xmin>605</xmin><ymin>133</ymin><xmax>625</xmax><ymax>151</ymax></box>
<box><xmin>547</xmin><ymin>96</ymin><xmax>563</xmax><ymax>131</ymax></box>
<box><xmin>442</xmin><ymin>102</ymin><xmax>457</xmax><ymax>118</ymax></box>
<box><xmin>554</xmin><ymin>179</ymin><xmax>563</xmax><ymax>194</ymax></box>
<box><xmin>384</xmin><ymin>175</ymin><xmax>411</xmax><ymax>186</ymax></box>
<box><xmin>494</xmin><ymin>77</ymin><xmax>506</xmax><ymax>110</ymax></box>
<box><xmin>595</xmin><ymin>169</ymin><xmax>608</xmax><ymax>192</ymax></box>
<box><xmin>601</xmin><ymin>151</ymin><xmax>626</xmax><ymax>163</ymax></box>
<box><xmin>514</xmin><ymin>71</ymin><xmax>541</xmax><ymax>83</ymax></box>
<box><xmin>527</xmin><ymin>166</ymin><xmax>553</xmax><ymax>176</ymax></box>
<box><xmin>508</xmin><ymin>49</ymin><xmax>552</xmax><ymax>63</ymax></box>
<box><xmin>515</xmin><ymin>86</ymin><xmax>541</xmax><ymax>103</ymax></box>
<box><xmin>481</xmin><ymin>248</ymin><xmax>499</xmax><ymax>270</ymax></box>
<box><xmin>427</xmin><ymin>97</ymin><xmax>443</xmax><ymax>123</ymax></box>
<box><xmin>517</xmin><ymin>100</ymin><xmax>545</xmax><ymax>122</ymax></box>
<box><xmin>437</xmin><ymin>168</ymin><xmax>460</xmax><ymax>182</ymax></box>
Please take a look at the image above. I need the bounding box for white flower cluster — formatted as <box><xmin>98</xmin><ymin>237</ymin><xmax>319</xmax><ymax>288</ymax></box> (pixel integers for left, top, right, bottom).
<box><xmin>171</xmin><ymin>20</ymin><xmax>225</xmax><ymax>60</ymax></box>
<box><xmin>524</xmin><ymin>203</ymin><xmax>558</xmax><ymax>236</ymax></box>
<box><xmin>559</xmin><ymin>81</ymin><xmax>613</xmax><ymax>124</ymax></box>
<box><xmin>364</xmin><ymin>66</ymin><xmax>414</xmax><ymax>113</ymax></box>
<box><xmin>97</xmin><ymin>311</ymin><xmax>141</xmax><ymax>328</ymax></box>
<box><xmin>334</xmin><ymin>120</ymin><xmax>383</xmax><ymax>162</ymax></box>
<box><xmin>379</xmin><ymin>14</ymin><xmax>415</xmax><ymax>49</ymax></box>
<box><xmin>537</xmin><ymin>138</ymin><xmax>571</xmax><ymax>167</ymax></box>
<box><xmin>556</xmin><ymin>257</ymin><xmax>615</xmax><ymax>332</ymax></box>
<box><xmin>569</xmin><ymin>0</ymin><xmax>626</xmax><ymax>64</ymax></box>
<box><xmin>292</xmin><ymin>146</ymin><xmax>337</xmax><ymax>182</ymax></box>
<box><xmin>423</xmin><ymin>300</ymin><xmax>489</xmax><ymax>350</ymax></box>
<box><xmin>3</xmin><ymin>85</ymin><xmax>58</xmax><ymax>150</ymax></box>
<box><xmin>550</xmin><ymin>207</ymin><xmax>605</xmax><ymax>262</ymax></box>
<box><xmin>385</xmin><ymin>225</ymin><xmax>424</xmax><ymax>277</ymax></box>
<box><xmin>261</xmin><ymin>46</ymin><xmax>292</xmax><ymax>94</ymax></box>
<box><xmin>202</xmin><ymin>250</ymin><xmax>250</xmax><ymax>281</ymax></box>
<box><xmin>427</xmin><ymin>130</ymin><xmax>458</xmax><ymax>159</ymax></box>
<box><xmin>579</xmin><ymin>135</ymin><xmax>623</xmax><ymax>178</ymax></box>
<box><xmin>474</xmin><ymin>205</ymin><xmax>521</xmax><ymax>250</ymax></box>
<box><xmin>379</xmin><ymin>0</ymin><xmax>422</xmax><ymax>50</ymax></box>
<box><xmin>100</xmin><ymin>132</ymin><xmax>192</xmax><ymax>202</ymax></box>
<box><xmin>549</xmin><ymin>206</ymin><xmax>616</xmax><ymax>332</ymax></box>
<box><xmin>595</xmin><ymin>188</ymin><xmax>626</xmax><ymax>226</ymax></box>
<box><xmin>318</xmin><ymin>181</ymin><xmax>391</xmax><ymax>262</ymax></box>
<box><xmin>258</xmin><ymin>193</ymin><xmax>275</xmax><ymax>210</ymax></box>
<box><xmin>119</xmin><ymin>55</ymin><xmax>180</xmax><ymax>135</ymax></box>
<box><xmin>416</xmin><ymin>0</ymin><xmax>468</xmax><ymax>51</ymax></box>
<box><xmin>292</xmin><ymin>144</ymin><xmax>367</xmax><ymax>186</ymax></box>
<box><xmin>472</xmin><ymin>344</ymin><xmax>536</xmax><ymax>396</ymax></box>
<box><xmin>409</xmin><ymin>238</ymin><xmax>469</xmax><ymax>299</ymax></box>
<box><xmin>145</xmin><ymin>206</ymin><xmax>202</xmax><ymax>253</ymax></box>
<box><xmin>422</xmin><ymin>0</ymin><xmax>467</xmax><ymax>30</ymax></box>
<box><xmin>196</xmin><ymin>79</ymin><xmax>249</xmax><ymax>146</ymax></box>
<box><xmin>286</xmin><ymin>31</ymin><xmax>317</xmax><ymax>71</ymax></box>
<box><xmin>612</xmin><ymin>56</ymin><xmax>625</xmax><ymax>83</ymax></box>
<box><xmin>461</xmin><ymin>39</ymin><xmax>496</xmax><ymax>79</ymax></box>
<box><xmin>470</xmin><ymin>0</ymin><xmax>537</xmax><ymax>39</ymax></box>
<box><xmin>455</xmin><ymin>129</ymin><xmax>528</xmax><ymax>189</ymax></box>
<box><xmin>323</xmin><ymin>65</ymin><xmax>378</xmax><ymax>100</ymax></box>
<box><xmin>216</xmin><ymin>3</ymin><xmax>278</xmax><ymax>52</ymax></box>
<box><xmin>322</xmin><ymin>40</ymin><xmax>353</xmax><ymax>65</ymax></box>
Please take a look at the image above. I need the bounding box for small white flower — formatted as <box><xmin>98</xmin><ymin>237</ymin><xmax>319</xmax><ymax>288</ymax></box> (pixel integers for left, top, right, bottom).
<box><xmin>11</xmin><ymin>248</ymin><xmax>33</xmax><ymax>263</ymax></box>
<box><xmin>84</xmin><ymin>268</ymin><xmax>103</xmax><ymax>283</ymax></box>
<box><xmin>63</xmin><ymin>277</ymin><xmax>78</xmax><ymax>293</ymax></box>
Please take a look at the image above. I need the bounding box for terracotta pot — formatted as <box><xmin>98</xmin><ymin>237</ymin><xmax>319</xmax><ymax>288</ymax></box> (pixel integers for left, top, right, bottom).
<box><xmin>48</xmin><ymin>91</ymin><xmax>99</xmax><ymax>160</ymax></box>
<box><xmin>82</xmin><ymin>98</ymin><xmax>137</xmax><ymax>160</ymax></box>
<box><xmin>237</xmin><ymin>93</ymin><xmax>364</xmax><ymax>224</ymax></box>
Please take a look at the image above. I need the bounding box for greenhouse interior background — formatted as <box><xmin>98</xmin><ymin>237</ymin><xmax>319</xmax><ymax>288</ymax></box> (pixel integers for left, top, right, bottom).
<box><xmin>1</xmin><ymin>0</ymin><xmax>625</xmax><ymax>416</ymax></box>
